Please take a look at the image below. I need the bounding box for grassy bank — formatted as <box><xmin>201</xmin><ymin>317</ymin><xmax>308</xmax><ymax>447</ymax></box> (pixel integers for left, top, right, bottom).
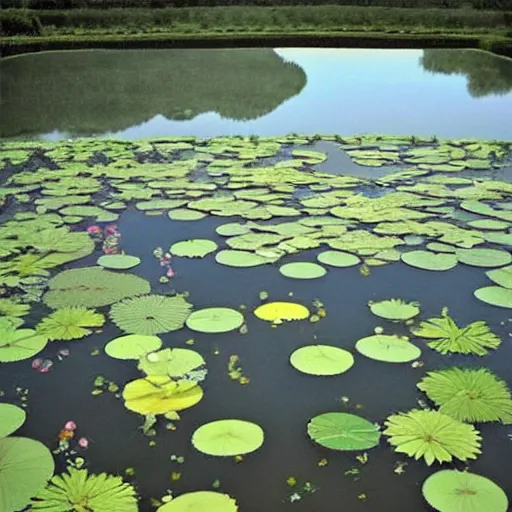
<box><xmin>1</xmin><ymin>6</ymin><xmax>511</xmax><ymax>57</ymax></box>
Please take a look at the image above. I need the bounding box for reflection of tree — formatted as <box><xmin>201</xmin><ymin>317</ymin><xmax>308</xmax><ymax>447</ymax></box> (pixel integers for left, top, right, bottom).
<box><xmin>420</xmin><ymin>49</ymin><xmax>512</xmax><ymax>98</ymax></box>
<box><xmin>0</xmin><ymin>48</ymin><xmax>306</xmax><ymax>137</ymax></box>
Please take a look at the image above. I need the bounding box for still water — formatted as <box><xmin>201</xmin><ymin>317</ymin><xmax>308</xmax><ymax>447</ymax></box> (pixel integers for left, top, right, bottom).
<box><xmin>1</xmin><ymin>47</ymin><xmax>511</xmax><ymax>141</ymax></box>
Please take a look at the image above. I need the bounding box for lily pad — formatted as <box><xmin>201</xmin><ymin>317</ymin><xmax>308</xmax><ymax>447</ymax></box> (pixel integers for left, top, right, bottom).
<box><xmin>467</xmin><ymin>219</ymin><xmax>510</xmax><ymax>230</ymax></box>
<box><xmin>422</xmin><ymin>470</ymin><xmax>508</xmax><ymax>512</ymax></box>
<box><xmin>0</xmin><ymin>328</ymin><xmax>48</xmax><ymax>362</ymax></box>
<box><xmin>368</xmin><ymin>299</ymin><xmax>420</xmax><ymax>321</ymax></box>
<box><xmin>279</xmin><ymin>262</ymin><xmax>327</xmax><ymax>279</ymax></box>
<box><xmin>355</xmin><ymin>334</ymin><xmax>421</xmax><ymax>363</ymax></box>
<box><xmin>401</xmin><ymin>251</ymin><xmax>457</xmax><ymax>271</ymax></box>
<box><xmin>317</xmin><ymin>251</ymin><xmax>360</xmax><ymax>268</ymax></box>
<box><xmin>156</xmin><ymin>491</ymin><xmax>238</xmax><ymax>512</ymax></box>
<box><xmin>216</xmin><ymin>223</ymin><xmax>251</xmax><ymax>236</ymax></box>
<box><xmin>97</xmin><ymin>254</ymin><xmax>141</xmax><ymax>270</ymax></box>
<box><xmin>474</xmin><ymin>286</ymin><xmax>512</xmax><ymax>308</ymax></box>
<box><xmin>168</xmin><ymin>209</ymin><xmax>206</xmax><ymax>221</ymax></box>
<box><xmin>456</xmin><ymin>248</ymin><xmax>512</xmax><ymax>268</ymax></box>
<box><xmin>290</xmin><ymin>345</ymin><xmax>354</xmax><ymax>376</ymax></box>
<box><xmin>486</xmin><ymin>266</ymin><xmax>512</xmax><ymax>289</ymax></box>
<box><xmin>0</xmin><ymin>403</ymin><xmax>26</xmax><ymax>438</ymax></box>
<box><xmin>186</xmin><ymin>308</ymin><xmax>244</xmax><ymax>333</ymax></box>
<box><xmin>192</xmin><ymin>419</ymin><xmax>264</xmax><ymax>456</ymax></box>
<box><xmin>170</xmin><ymin>239</ymin><xmax>218</xmax><ymax>258</ymax></box>
<box><xmin>105</xmin><ymin>335</ymin><xmax>163</xmax><ymax>360</ymax></box>
<box><xmin>307</xmin><ymin>412</ymin><xmax>381</xmax><ymax>451</ymax></box>
<box><xmin>254</xmin><ymin>302</ymin><xmax>310</xmax><ymax>323</ymax></box>
<box><xmin>215</xmin><ymin>250</ymin><xmax>277</xmax><ymax>268</ymax></box>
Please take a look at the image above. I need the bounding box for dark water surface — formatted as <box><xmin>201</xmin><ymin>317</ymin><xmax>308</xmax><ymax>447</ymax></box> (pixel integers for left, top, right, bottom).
<box><xmin>1</xmin><ymin>48</ymin><xmax>511</xmax><ymax>141</ymax></box>
<box><xmin>1</xmin><ymin>209</ymin><xmax>511</xmax><ymax>512</ymax></box>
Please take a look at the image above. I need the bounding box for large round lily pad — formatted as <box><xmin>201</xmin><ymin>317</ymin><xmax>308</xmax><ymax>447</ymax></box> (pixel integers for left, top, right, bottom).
<box><xmin>355</xmin><ymin>334</ymin><xmax>421</xmax><ymax>363</ymax></box>
<box><xmin>186</xmin><ymin>308</ymin><xmax>244</xmax><ymax>333</ymax></box>
<box><xmin>474</xmin><ymin>286</ymin><xmax>512</xmax><ymax>308</ymax></box>
<box><xmin>456</xmin><ymin>248</ymin><xmax>512</xmax><ymax>268</ymax></box>
<box><xmin>157</xmin><ymin>491</ymin><xmax>238</xmax><ymax>512</ymax></box>
<box><xmin>307</xmin><ymin>412</ymin><xmax>381</xmax><ymax>451</ymax></box>
<box><xmin>317</xmin><ymin>251</ymin><xmax>360</xmax><ymax>268</ymax></box>
<box><xmin>0</xmin><ymin>437</ymin><xmax>55</xmax><ymax>512</ymax></box>
<box><xmin>401</xmin><ymin>251</ymin><xmax>457</xmax><ymax>271</ymax></box>
<box><xmin>192</xmin><ymin>419</ymin><xmax>264</xmax><ymax>456</ymax></box>
<box><xmin>0</xmin><ymin>328</ymin><xmax>48</xmax><ymax>363</ymax></box>
<box><xmin>97</xmin><ymin>254</ymin><xmax>141</xmax><ymax>270</ymax></box>
<box><xmin>0</xmin><ymin>403</ymin><xmax>26</xmax><ymax>437</ymax></box>
<box><xmin>279</xmin><ymin>262</ymin><xmax>327</xmax><ymax>279</ymax></box>
<box><xmin>170</xmin><ymin>239</ymin><xmax>218</xmax><ymax>258</ymax></box>
<box><xmin>105</xmin><ymin>335</ymin><xmax>163</xmax><ymax>360</ymax></box>
<box><xmin>422</xmin><ymin>470</ymin><xmax>508</xmax><ymax>512</ymax></box>
<box><xmin>290</xmin><ymin>345</ymin><xmax>354</xmax><ymax>376</ymax></box>
<box><xmin>216</xmin><ymin>223</ymin><xmax>251</xmax><ymax>236</ymax></box>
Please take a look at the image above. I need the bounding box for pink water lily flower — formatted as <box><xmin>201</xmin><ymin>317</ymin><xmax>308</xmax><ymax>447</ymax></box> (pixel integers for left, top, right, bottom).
<box><xmin>105</xmin><ymin>225</ymin><xmax>118</xmax><ymax>235</ymax></box>
<box><xmin>166</xmin><ymin>268</ymin><xmax>175</xmax><ymax>278</ymax></box>
<box><xmin>31</xmin><ymin>358</ymin><xmax>43</xmax><ymax>370</ymax></box>
<box><xmin>87</xmin><ymin>225</ymin><xmax>102</xmax><ymax>235</ymax></box>
<box><xmin>78</xmin><ymin>437</ymin><xmax>89</xmax><ymax>449</ymax></box>
<box><xmin>64</xmin><ymin>421</ymin><xmax>77</xmax><ymax>431</ymax></box>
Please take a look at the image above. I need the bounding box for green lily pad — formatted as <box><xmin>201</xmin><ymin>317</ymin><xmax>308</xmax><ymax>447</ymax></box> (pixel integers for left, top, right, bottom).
<box><xmin>368</xmin><ymin>299</ymin><xmax>420</xmax><ymax>321</ymax></box>
<box><xmin>156</xmin><ymin>491</ymin><xmax>238</xmax><ymax>512</ymax></box>
<box><xmin>401</xmin><ymin>251</ymin><xmax>457</xmax><ymax>271</ymax></box>
<box><xmin>456</xmin><ymin>248</ymin><xmax>512</xmax><ymax>268</ymax></box>
<box><xmin>138</xmin><ymin>348</ymin><xmax>205</xmax><ymax>378</ymax></box>
<box><xmin>355</xmin><ymin>334</ymin><xmax>421</xmax><ymax>363</ymax></box>
<box><xmin>307</xmin><ymin>412</ymin><xmax>381</xmax><ymax>451</ymax></box>
<box><xmin>216</xmin><ymin>223</ymin><xmax>251</xmax><ymax>236</ymax></box>
<box><xmin>317</xmin><ymin>251</ymin><xmax>360</xmax><ymax>268</ymax></box>
<box><xmin>486</xmin><ymin>266</ymin><xmax>512</xmax><ymax>289</ymax></box>
<box><xmin>279</xmin><ymin>262</ymin><xmax>327</xmax><ymax>279</ymax></box>
<box><xmin>474</xmin><ymin>286</ymin><xmax>512</xmax><ymax>308</ymax></box>
<box><xmin>97</xmin><ymin>254</ymin><xmax>141</xmax><ymax>270</ymax></box>
<box><xmin>186</xmin><ymin>308</ymin><xmax>244</xmax><ymax>333</ymax></box>
<box><xmin>105</xmin><ymin>335</ymin><xmax>163</xmax><ymax>360</ymax></box>
<box><xmin>422</xmin><ymin>470</ymin><xmax>508</xmax><ymax>512</ymax></box>
<box><xmin>192</xmin><ymin>419</ymin><xmax>264</xmax><ymax>456</ymax></box>
<box><xmin>467</xmin><ymin>219</ymin><xmax>510</xmax><ymax>230</ymax></box>
<box><xmin>290</xmin><ymin>345</ymin><xmax>354</xmax><ymax>376</ymax></box>
<box><xmin>170</xmin><ymin>239</ymin><xmax>218</xmax><ymax>258</ymax></box>
<box><xmin>135</xmin><ymin>199</ymin><xmax>187</xmax><ymax>211</ymax></box>
<box><xmin>0</xmin><ymin>403</ymin><xmax>26</xmax><ymax>437</ymax></box>
<box><xmin>0</xmin><ymin>328</ymin><xmax>48</xmax><ymax>363</ymax></box>
<box><xmin>215</xmin><ymin>250</ymin><xmax>277</xmax><ymax>268</ymax></box>
<box><xmin>168</xmin><ymin>209</ymin><xmax>206</xmax><ymax>221</ymax></box>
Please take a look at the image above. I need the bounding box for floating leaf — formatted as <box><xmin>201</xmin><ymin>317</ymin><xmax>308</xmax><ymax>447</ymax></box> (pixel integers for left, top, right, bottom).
<box><xmin>168</xmin><ymin>209</ymin><xmax>206</xmax><ymax>221</ymax></box>
<box><xmin>156</xmin><ymin>491</ymin><xmax>238</xmax><ymax>512</ymax></box>
<box><xmin>0</xmin><ymin>437</ymin><xmax>55</xmax><ymax>512</ymax></box>
<box><xmin>422</xmin><ymin>470</ymin><xmax>509</xmax><ymax>512</ymax></box>
<box><xmin>411</xmin><ymin>311</ymin><xmax>501</xmax><ymax>355</ymax></box>
<box><xmin>401</xmin><ymin>251</ymin><xmax>457</xmax><ymax>271</ymax></box>
<box><xmin>36</xmin><ymin>307</ymin><xmax>105</xmax><ymax>341</ymax></box>
<box><xmin>307</xmin><ymin>412</ymin><xmax>381</xmax><ymax>451</ymax></box>
<box><xmin>316</xmin><ymin>251</ymin><xmax>360</xmax><ymax>268</ymax></box>
<box><xmin>0</xmin><ymin>327</ymin><xmax>48</xmax><ymax>362</ymax></box>
<box><xmin>192</xmin><ymin>419</ymin><xmax>264</xmax><ymax>456</ymax></box>
<box><xmin>290</xmin><ymin>345</ymin><xmax>354</xmax><ymax>376</ymax></box>
<box><xmin>44</xmin><ymin>267</ymin><xmax>150</xmax><ymax>309</ymax></box>
<box><xmin>215</xmin><ymin>250</ymin><xmax>278</xmax><ymax>267</ymax></box>
<box><xmin>254</xmin><ymin>302</ymin><xmax>310</xmax><ymax>323</ymax></box>
<box><xmin>384</xmin><ymin>409</ymin><xmax>481</xmax><ymax>465</ymax></box>
<box><xmin>456</xmin><ymin>248</ymin><xmax>512</xmax><ymax>268</ymax></box>
<box><xmin>0</xmin><ymin>403</ymin><xmax>26</xmax><ymax>438</ymax></box>
<box><xmin>355</xmin><ymin>334</ymin><xmax>421</xmax><ymax>363</ymax></box>
<box><xmin>32</xmin><ymin>467</ymin><xmax>138</xmax><ymax>512</ymax></box>
<box><xmin>123</xmin><ymin>377</ymin><xmax>203</xmax><ymax>415</ymax></box>
<box><xmin>486</xmin><ymin>265</ymin><xmax>512</xmax><ymax>289</ymax></box>
<box><xmin>186</xmin><ymin>308</ymin><xmax>244</xmax><ymax>333</ymax></box>
<box><xmin>279</xmin><ymin>262</ymin><xmax>327</xmax><ymax>279</ymax></box>
<box><xmin>97</xmin><ymin>254</ymin><xmax>141</xmax><ymax>270</ymax></box>
<box><xmin>0</xmin><ymin>299</ymin><xmax>30</xmax><ymax>318</ymax></box>
<box><xmin>136</xmin><ymin>199</ymin><xmax>187</xmax><ymax>211</ymax></box>
<box><xmin>417</xmin><ymin>367</ymin><xmax>512</xmax><ymax>424</ymax></box>
<box><xmin>474</xmin><ymin>286</ymin><xmax>512</xmax><ymax>308</ymax></box>
<box><xmin>138</xmin><ymin>348</ymin><xmax>205</xmax><ymax>378</ymax></box>
<box><xmin>110</xmin><ymin>295</ymin><xmax>193</xmax><ymax>335</ymax></box>
<box><xmin>105</xmin><ymin>335</ymin><xmax>162</xmax><ymax>360</ymax></box>
<box><xmin>368</xmin><ymin>299</ymin><xmax>420</xmax><ymax>321</ymax></box>
<box><xmin>170</xmin><ymin>239</ymin><xmax>218</xmax><ymax>258</ymax></box>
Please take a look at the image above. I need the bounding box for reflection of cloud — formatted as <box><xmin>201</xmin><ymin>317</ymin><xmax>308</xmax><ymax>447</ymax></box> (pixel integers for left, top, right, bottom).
<box><xmin>420</xmin><ymin>49</ymin><xmax>512</xmax><ymax>98</ymax></box>
<box><xmin>0</xmin><ymin>49</ymin><xmax>307</xmax><ymax>137</ymax></box>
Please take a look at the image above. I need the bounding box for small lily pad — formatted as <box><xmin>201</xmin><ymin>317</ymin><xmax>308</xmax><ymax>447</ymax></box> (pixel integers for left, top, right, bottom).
<box><xmin>186</xmin><ymin>308</ymin><xmax>244</xmax><ymax>333</ymax></box>
<box><xmin>317</xmin><ymin>251</ymin><xmax>360</xmax><ymax>268</ymax></box>
<box><xmin>215</xmin><ymin>250</ymin><xmax>276</xmax><ymax>268</ymax></box>
<box><xmin>170</xmin><ymin>239</ymin><xmax>218</xmax><ymax>258</ymax></box>
<box><xmin>168</xmin><ymin>209</ymin><xmax>206</xmax><ymax>221</ymax></box>
<box><xmin>290</xmin><ymin>345</ymin><xmax>354</xmax><ymax>376</ymax></box>
<box><xmin>97</xmin><ymin>254</ymin><xmax>141</xmax><ymax>270</ymax></box>
<box><xmin>369</xmin><ymin>299</ymin><xmax>420</xmax><ymax>321</ymax></box>
<box><xmin>355</xmin><ymin>334</ymin><xmax>421</xmax><ymax>363</ymax></box>
<box><xmin>105</xmin><ymin>335</ymin><xmax>163</xmax><ymax>360</ymax></box>
<box><xmin>486</xmin><ymin>265</ymin><xmax>512</xmax><ymax>289</ymax></box>
<box><xmin>279</xmin><ymin>262</ymin><xmax>327</xmax><ymax>279</ymax></box>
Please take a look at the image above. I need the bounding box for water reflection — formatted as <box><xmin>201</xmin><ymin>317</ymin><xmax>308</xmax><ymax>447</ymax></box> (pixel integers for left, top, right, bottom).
<box><xmin>421</xmin><ymin>49</ymin><xmax>512</xmax><ymax>98</ymax></box>
<box><xmin>0</xmin><ymin>48</ymin><xmax>306</xmax><ymax>137</ymax></box>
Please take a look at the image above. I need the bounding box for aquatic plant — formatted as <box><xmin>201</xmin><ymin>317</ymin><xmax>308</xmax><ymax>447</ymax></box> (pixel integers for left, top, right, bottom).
<box><xmin>411</xmin><ymin>308</ymin><xmax>501</xmax><ymax>356</ymax></box>
<box><xmin>31</xmin><ymin>467</ymin><xmax>139</xmax><ymax>512</ymax></box>
<box><xmin>105</xmin><ymin>334</ymin><xmax>163</xmax><ymax>360</ymax></box>
<box><xmin>290</xmin><ymin>345</ymin><xmax>354</xmax><ymax>376</ymax></box>
<box><xmin>383</xmin><ymin>409</ymin><xmax>482</xmax><ymax>465</ymax></box>
<box><xmin>170</xmin><ymin>239</ymin><xmax>218</xmax><ymax>258</ymax></box>
<box><xmin>185</xmin><ymin>308</ymin><xmax>244</xmax><ymax>333</ymax></box>
<box><xmin>355</xmin><ymin>334</ymin><xmax>421</xmax><ymax>363</ymax></box>
<box><xmin>253</xmin><ymin>302</ymin><xmax>310</xmax><ymax>324</ymax></box>
<box><xmin>368</xmin><ymin>298</ymin><xmax>420</xmax><ymax>321</ymax></box>
<box><xmin>110</xmin><ymin>295</ymin><xmax>193</xmax><ymax>335</ymax></box>
<box><xmin>417</xmin><ymin>367</ymin><xmax>512</xmax><ymax>424</ymax></box>
<box><xmin>36</xmin><ymin>307</ymin><xmax>105</xmax><ymax>341</ymax></box>
<box><xmin>157</xmin><ymin>491</ymin><xmax>237</xmax><ymax>512</ymax></box>
<box><xmin>0</xmin><ymin>325</ymin><xmax>48</xmax><ymax>362</ymax></box>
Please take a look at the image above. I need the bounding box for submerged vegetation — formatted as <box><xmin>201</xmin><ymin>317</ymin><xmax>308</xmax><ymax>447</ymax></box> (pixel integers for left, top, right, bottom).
<box><xmin>0</xmin><ymin>133</ymin><xmax>511</xmax><ymax>510</ymax></box>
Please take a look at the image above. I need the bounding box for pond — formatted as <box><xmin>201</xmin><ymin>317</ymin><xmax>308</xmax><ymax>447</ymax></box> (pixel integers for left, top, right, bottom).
<box><xmin>1</xmin><ymin>48</ymin><xmax>512</xmax><ymax>141</ymax></box>
<box><xmin>0</xmin><ymin>134</ymin><xmax>511</xmax><ymax>512</ymax></box>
